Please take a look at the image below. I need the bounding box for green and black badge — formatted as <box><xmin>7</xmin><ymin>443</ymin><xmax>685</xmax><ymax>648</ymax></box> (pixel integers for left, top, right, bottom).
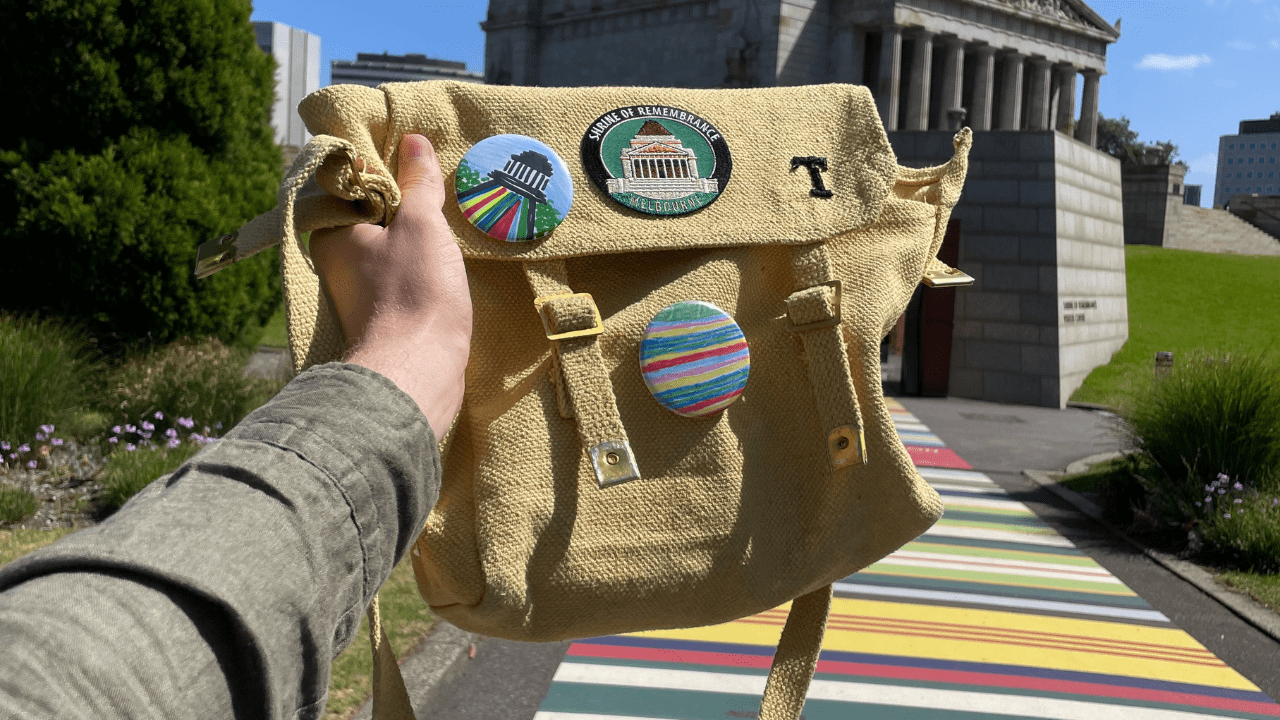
<box><xmin>581</xmin><ymin>105</ymin><xmax>732</xmax><ymax>217</ymax></box>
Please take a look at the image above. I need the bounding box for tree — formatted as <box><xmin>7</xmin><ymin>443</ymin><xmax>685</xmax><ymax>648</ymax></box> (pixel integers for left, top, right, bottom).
<box><xmin>1095</xmin><ymin>114</ymin><xmax>1185</xmax><ymax>169</ymax></box>
<box><xmin>0</xmin><ymin>0</ymin><xmax>282</xmax><ymax>350</ymax></box>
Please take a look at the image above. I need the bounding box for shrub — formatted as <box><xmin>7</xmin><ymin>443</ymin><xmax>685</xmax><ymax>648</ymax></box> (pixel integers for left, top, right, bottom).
<box><xmin>100</xmin><ymin>444</ymin><xmax>201</xmax><ymax>513</ymax></box>
<box><xmin>0</xmin><ymin>315</ymin><xmax>99</xmax><ymax>444</ymax></box>
<box><xmin>102</xmin><ymin>338</ymin><xmax>282</xmax><ymax>436</ymax></box>
<box><xmin>1119</xmin><ymin>350</ymin><xmax>1280</xmax><ymax>550</ymax></box>
<box><xmin>1195</xmin><ymin>478</ymin><xmax>1280</xmax><ymax>573</ymax></box>
<box><xmin>0</xmin><ymin>0</ymin><xmax>282</xmax><ymax>350</ymax></box>
<box><xmin>0</xmin><ymin>487</ymin><xmax>39</xmax><ymax>524</ymax></box>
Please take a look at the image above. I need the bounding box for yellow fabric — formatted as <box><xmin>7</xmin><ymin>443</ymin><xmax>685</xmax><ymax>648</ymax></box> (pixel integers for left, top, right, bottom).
<box><xmin>253</xmin><ymin>81</ymin><xmax>972</xmax><ymax>719</ymax></box>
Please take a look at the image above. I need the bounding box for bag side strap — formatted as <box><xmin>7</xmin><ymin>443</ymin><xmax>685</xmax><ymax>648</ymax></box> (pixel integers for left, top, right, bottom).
<box><xmin>523</xmin><ymin>259</ymin><xmax>641</xmax><ymax>489</ymax></box>
<box><xmin>758</xmin><ymin>583</ymin><xmax>834</xmax><ymax>720</ymax></box>
<box><xmin>786</xmin><ymin>242</ymin><xmax>867</xmax><ymax>469</ymax></box>
<box><xmin>368</xmin><ymin>594</ymin><xmax>417</xmax><ymax>720</ymax></box>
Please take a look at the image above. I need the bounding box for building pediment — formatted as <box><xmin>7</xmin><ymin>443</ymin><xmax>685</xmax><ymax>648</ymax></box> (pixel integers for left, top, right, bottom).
<box><xmin>631</xmin><ymin>142</ymin><xmax>687</xmax><ymax>155</ymax></box>
<box><xmin>995</xmin><ymin>0</ymin><xmax>1120</xmax><ymax>39</ymax></box>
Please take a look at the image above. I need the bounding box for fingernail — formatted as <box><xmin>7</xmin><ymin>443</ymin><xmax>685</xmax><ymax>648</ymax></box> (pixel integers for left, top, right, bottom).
<box><xmin>402</xmin><ymin>136</ymin><xmax>423</xmax><ymax>160</ymax></box>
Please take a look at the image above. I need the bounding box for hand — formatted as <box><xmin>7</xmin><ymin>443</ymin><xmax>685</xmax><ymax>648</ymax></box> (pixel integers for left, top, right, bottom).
<box><xmin>310</xmin><ymin>135</ymin><xmax>472</xmax><ymax>439</ymax></box>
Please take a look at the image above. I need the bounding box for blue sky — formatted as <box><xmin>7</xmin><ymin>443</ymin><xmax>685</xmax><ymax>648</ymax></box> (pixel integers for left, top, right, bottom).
<box><xmin>249</xmin><ymin>0</ymin><xmax>1280</xmax><ymax>206</ymax></box>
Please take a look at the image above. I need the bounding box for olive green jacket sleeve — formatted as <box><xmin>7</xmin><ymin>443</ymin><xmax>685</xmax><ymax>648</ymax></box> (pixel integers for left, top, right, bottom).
<box><xmin>0</xmin><ymin>363</ymin><xmax>440</xmax><ymax>720</ymax></box>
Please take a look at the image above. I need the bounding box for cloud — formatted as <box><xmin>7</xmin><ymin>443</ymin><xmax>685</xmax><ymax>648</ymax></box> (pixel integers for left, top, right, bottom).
<box><xmin>1136</xmin><ymin>53</ymin><xmax>1212</xmax><ymax>70</ymax></box>
<box><xmin>1272</xmin><ymin>38</ymin><xmax>1280</xmax><ymax>50</ymax></box>
<box><xmin>1227</xmin><ymin>40</ymin><xmax>1255</xmax><ymax>49</ymax></box>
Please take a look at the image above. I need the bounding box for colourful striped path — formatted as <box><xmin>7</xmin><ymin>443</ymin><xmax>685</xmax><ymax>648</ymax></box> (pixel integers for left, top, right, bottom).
<box><xmin>533</xmin><ymin>398</ymin><xmax>1280</xmax><ymax>719</ymax></box>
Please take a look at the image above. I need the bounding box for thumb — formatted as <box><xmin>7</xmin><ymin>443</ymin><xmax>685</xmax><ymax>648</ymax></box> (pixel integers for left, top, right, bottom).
<box><xmin>395</xmin><ymin>134</ymin><xmax>446</xmax><ymax>212</ymax></box>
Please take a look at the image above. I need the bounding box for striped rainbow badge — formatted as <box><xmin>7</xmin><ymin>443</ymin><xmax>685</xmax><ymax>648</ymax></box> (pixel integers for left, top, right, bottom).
<box><xmin>639</xmin><ymin>301</ymin><xmax>750</xmax><ymax>418</ymax></box>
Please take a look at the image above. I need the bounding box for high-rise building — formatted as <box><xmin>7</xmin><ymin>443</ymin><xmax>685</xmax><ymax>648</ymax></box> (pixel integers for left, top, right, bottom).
<box><xmin>253</xmin><ymin>21</ymin><xmax>321</xmax><ymax>150</ymax></box>
<box><xmin>1213</xmin><ymin>113</ymin><xmax>1280</xmax><ymax>208</ymax></box>
<box><xmin>331</xmin><ymin>53</ymin><xmax>484</xmax><ymax>87</ymax></box>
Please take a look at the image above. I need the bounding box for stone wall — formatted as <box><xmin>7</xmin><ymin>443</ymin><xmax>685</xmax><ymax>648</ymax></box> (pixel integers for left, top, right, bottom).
<box><xmin>1120</xmin><ymin>163</ymin><xmax>1186</xmax><ymax>246</ymax></box>
<box><xmin>889</xmin><ymin>129</ymin><xmax>1126</xmax><ymax>407</ymax></box>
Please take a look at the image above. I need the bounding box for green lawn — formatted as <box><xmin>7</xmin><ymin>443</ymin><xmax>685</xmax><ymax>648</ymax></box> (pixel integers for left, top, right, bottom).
<box><xmin>1070</xmin><ymin>245</ymin><xmax>1280</xmax><ymax>410</ymax></box>
<box><xmin>260</xmin><ymin>302</ymin><xmax>288</xmax><ymax>349</ymax></box>
<box><xmin>1216</xmin><ymin>571</ymin><xmax>1280</xmax><ymax>615</ymax></box>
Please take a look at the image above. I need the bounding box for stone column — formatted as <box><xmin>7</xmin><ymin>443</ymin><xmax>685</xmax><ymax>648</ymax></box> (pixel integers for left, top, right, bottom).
<box><xmin>938</xmin><ymin>36</ymin><xmax>965</xmax><ymax>129</ymax></box>
<box><xmin>905</xmin><ymin>29</ymin><xmax>934</xmax><ymax>130</ymax></box>
<box><xmin>1055</xmin><ymin>65</ymin><xmax>1077</xmax><ymax>134</ymax></box>
<box><xmin>833</xmin><ymin>26</ymin><xmax>862</xmax><ymax>85</ymax></box>
<box><xmin>877</xmin><ymin>25</ymin><xmax>904</xmax><ymax>130</ymax></box>
<box><xmin>969</xmin><ymin>45</ymin><xmax>996</xmax><ymax>130</ymax></box>
<box><xmin>1026</xmin><ymin>57</ymin><xmax>1052</xmax><ymax>131</ymax></box>
<box><xmin>999</xmin><ymin>50</ymin><xmax>1024</xmax><ymax>130</ymax></box>
<box><xmin>1076</xmin><ymin>69</ymin><xmax>1101</xmax><ymax>146</ymax></box>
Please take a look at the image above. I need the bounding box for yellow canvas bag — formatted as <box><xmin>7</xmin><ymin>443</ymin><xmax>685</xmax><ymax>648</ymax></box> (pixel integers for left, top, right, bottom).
<box><xmin>198</xmin><ymin>81</ymin><xmax>973</xmax><ymax>719</ymax></box>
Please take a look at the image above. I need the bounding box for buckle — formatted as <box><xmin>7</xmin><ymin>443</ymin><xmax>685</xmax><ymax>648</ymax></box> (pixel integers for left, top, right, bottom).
<box><xmin>194</xmin><ymin>232</ymin><xmax>239</xmax><ymax>279</ymax></box>
<box><xmin>534</xmin><ymin>292</ymin><xmax>605</xmax><ymax>341</ymax></box>
<box><xmin>922</xmin><ymin>266</ymin><xmax>974</xmax><ymax>288</ymax></box>
<box><xmin>785</xmin><ymin>279</ymin><xmax>843</xmax><ymax>332</ymax></box>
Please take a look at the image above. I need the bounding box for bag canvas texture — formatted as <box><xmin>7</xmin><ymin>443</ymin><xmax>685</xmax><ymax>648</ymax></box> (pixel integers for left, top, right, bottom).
<box><xmin>266</xmin><ymin>81</ymin><xmax>971</xmax><ymax>715</ymax></box>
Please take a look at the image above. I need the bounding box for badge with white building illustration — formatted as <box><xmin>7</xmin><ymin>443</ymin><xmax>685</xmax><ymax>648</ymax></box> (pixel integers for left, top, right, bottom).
<box><xmin>581</xmin><ymin>106</ymin><xmax>732</xmax><ymax>216</ymax></box>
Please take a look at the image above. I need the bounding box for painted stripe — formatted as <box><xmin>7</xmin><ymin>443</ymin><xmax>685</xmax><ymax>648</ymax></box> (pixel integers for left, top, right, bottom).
<box><xmin>906</xmin><ymin>534</ymin><xmax>1089</xmax><ymax>557</ymax></box>
<box><xmin>564</xmin><ymin>645</ymin><xmax>1280</xmax><ymax>716</ymax></box>
<box><xmin>941</xmin><ymin>495</ymin><xmax>1045</xmax><ymax>511</ymax></box>
<box><xmin>909</xmin><ymin>446</ymin><xmax>974</xmax><ymax>468</ymax></box>
<box><xmin>832</xmin><ymin>582</ymin><xmax>1171</xmax><ymax>622</ymax></box>
<box><xmin>924</xmin><ymin>524</ymin><xmax>1079</xmax><ymax>547</ymax></box>
<box><xmin>579</xmin><ymin>637</ymin><xmax>1263</xmax><ymax>702</ymax></box>
<box><xmin>900</xmin><ymin>541</ymin><xmax>1100</xmax><ymax>566</ymax></box>
<box><xmin>879</xmin><ymin>552</ymin><xmax>1121</xmax><ymax>580</ymax></box>
<box><xmin>917</xmin><ymin>467</ymin><xmax>996</xmax><ymax>484</ymax></box>
<box><xmin>550</xmin><ymin>664</ymin><xmax>1269</xmax><ymax>719</ymax></box>
<box><xmin>851</xmin><ymin>573</ymin><xmax>1151</xmax><ymax>608</ymax></box>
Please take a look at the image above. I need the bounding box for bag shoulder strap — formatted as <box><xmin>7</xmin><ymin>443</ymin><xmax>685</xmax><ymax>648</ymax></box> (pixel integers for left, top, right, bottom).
<box><xmin>368</xmin><ymin>593</ymin><xmax>418</xmax><ymax>719</ymax></box>
<box><xmin>759</xmin><ymin>583</ymin><xmax>834</xmax><ymax>720</ymax></box>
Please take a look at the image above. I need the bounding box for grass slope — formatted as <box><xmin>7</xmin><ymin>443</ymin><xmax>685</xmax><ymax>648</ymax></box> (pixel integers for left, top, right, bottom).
<box><xmin>1071</xmin><ymin>245</ymin><xmax>1280</xmax><ymax>409</ymax></box>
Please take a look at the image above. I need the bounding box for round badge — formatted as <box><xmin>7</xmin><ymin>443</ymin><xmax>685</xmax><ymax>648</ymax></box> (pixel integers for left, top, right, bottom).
<box><xmin>581</xmin><ymin>106</ymin><xmax>732</xmax><ymax>217</ymax></box>
<box><xmin>639</xmin><ymin>301</ymin><xmax>750</xmax><ymax>418</ymax></box>
<box><xmin>455</xmin><ymin>134</ymin><xmax>573</xmax><ymax>242</ymax></box>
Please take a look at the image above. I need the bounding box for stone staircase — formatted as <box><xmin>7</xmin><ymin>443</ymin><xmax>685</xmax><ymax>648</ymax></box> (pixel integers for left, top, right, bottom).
<box><xmin>1167</xmin><ymin>205</ymin><xmax>1280</xmax><ymax>256</ymax></box>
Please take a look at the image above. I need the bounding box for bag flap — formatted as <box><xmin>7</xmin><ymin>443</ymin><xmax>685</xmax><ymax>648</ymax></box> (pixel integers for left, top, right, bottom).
<box><xmin>297</xmin><ymin>82</ymin><xmax>901</xmax><ymax>260</ymax></box>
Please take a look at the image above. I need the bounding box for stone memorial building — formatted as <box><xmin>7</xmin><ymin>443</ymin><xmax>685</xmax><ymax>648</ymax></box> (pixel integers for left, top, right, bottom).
<box><xmin>482</xmin><ymin>0</ymin><xmax>1129</xmax><ymax>407</ymax></box>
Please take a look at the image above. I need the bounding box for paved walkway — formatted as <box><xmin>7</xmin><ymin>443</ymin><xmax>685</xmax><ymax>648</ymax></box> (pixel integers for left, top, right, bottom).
<box><xmin>528</xmin><ymin>398</ymin><xmax>1280</xmax><ymax>719</ymax></box>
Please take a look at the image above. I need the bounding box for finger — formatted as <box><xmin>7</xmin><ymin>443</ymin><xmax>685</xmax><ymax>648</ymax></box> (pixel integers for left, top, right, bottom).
<box><xmin>396</xmin><ymin>134</ymin><xmax>446</xmax><ymax>212</ymax></box>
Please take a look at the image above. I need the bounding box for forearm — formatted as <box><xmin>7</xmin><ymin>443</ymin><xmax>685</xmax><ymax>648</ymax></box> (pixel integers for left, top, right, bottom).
<box><xmin>0</xmin><ymin>363</ymin><xmax>439</xmax><ymax>719</ymax></box>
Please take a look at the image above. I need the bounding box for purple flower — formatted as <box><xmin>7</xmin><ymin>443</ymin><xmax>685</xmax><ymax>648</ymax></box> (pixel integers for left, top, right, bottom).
<box><xmin>1233</xmin><ymin>498</ymin><xmax>1243</xmax><ymax>504</ymax></box>
<box><xmin>26</xmin><ymin>460</ymin><xmax>37</xmax><ymax>469</ymax></box>
<box><xmin>111</xmin><ymin>425</ymin><xmax>122</xmax><ymax>434</ymax></box>
<box><xmin>1224</xmin><ymin>513</ymin><xmax>1232</xmax><ymax>519</ymax></box>
<box><xmin>40</xmin><ymin>424</ymin><xmax>54</xmax><ymax>434</ymax></box>
<box><xmin>1218</xmin><ymin>488</ymin><xmax>1227</xmax><ymax>495</ymax></box>
<box><xmin>7</xmin><ymin>453</ymin><xmax>15</xmax><ymax>460</ymax></box>
<box><xmin>1205</xmin><ymin>496</ymin><xmax>1212</xmax><ymax>504</ymax></box>
<box><xmin>108</xmin><ymin>437</ymin><xmax>119</xmax><ymax>445</ymax></box>
<box><xmin>34</xmin><ymin>432</ymin><xmax>46</xmax><ymax>441</ymax></box>
<box><xmin>17</xmin><ymin>444</ymin><xmax>29</xmax><ymax>453</ymax></box>
<box><xmin>178</xmin><ymin>417</ymin><xmax>195</xmax><ymax>429</ymax></box>
<box><xmin>0</xmin><ymin>442</ymin><xmax>8</xmax><ymax>451</ymax></box>
<box><xmin>154</xmin><ymin>411</ymin><xmax>164</xmax><ymax>420</ymax></box>
<box><xmin>141</xmin><ymin>420</ymin><xmax>154</xmax><ymax>432</ymax></box>
<box><xmin>125</xmin><ymin>443</ymin><xmax>137</xmax><ymax>451</ymax></box>
<box><xmin>125</xmin><ymin>424</ymin><xmax>137</xmax><ymax>434</ymax></box>
<box><xmin>51</xmin><ymin>438</ymin><xmax>63</xmax><ymax>446</ymax></box>
<box><xmin>164</xmin><ymin>428</ymin><xmax>178</xmax><ymax>439</ymax></box>
<box><xmin>191</xmin><ymin>434</ymin><xmax>207</xmax><ymax>444</ymax></box>
<box><xmin>1273</xmin><ymin>498</ymin><xmax>1279</xmax><ymax>507</ymax></box>
<box><xmin>1218</xmin><ymin>472</ymin><xmax>1230</xmax><ymax>482</ymax></box>
<box><xmin>1232</xmin><ymin>482</ymin><xmax>1244</xmax><ymax>491</ymax></box>
<box><xmin>166</xmin><ymin>437</ymin><xmax>180</xmax><ymax>449</ymax></box>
